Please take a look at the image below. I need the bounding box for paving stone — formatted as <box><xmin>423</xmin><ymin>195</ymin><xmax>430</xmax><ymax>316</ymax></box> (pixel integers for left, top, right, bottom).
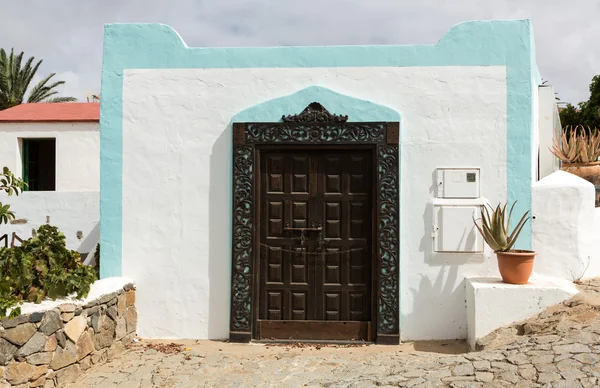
<box><xmin>490</xmin><ymin>361</ymin><xmax>517</xmax><ymax>371</ymax></box>
<box><xmin>556</xmin><ymin>358</ymin><xmax>582</xmax><ymax>371</ymax></box>
<box><xmin>80</xmin><ymin>355</ymin><xmax>92</xmax><ymax>371</ymax></box>
<box><xmin>475</xmin><ymin>372</ymin><xmax>494</xmax><ymax>382</ymax></box>
<box><xmin>0</xmin><ymin>338</ymin><xmax>18</xmax><ymax>365</ymax></box>
<box><xmin>97</xmin><ymin>292</ymin><xmax>118</xmax><ymax>306</ymax></box>
<box><xmin>117</xmin><ymin>294</ymin><xmax>127</xmax><ymax>316</ymax></box>
<box><xmin>442</xmin><ymin>376</ymin><xmax>476</xmax><ymax>382</ymax></box>
<box><xmin>115</xmin><ymin>317</ymin><xmax>126</xmax><ymax>340</ymax></box>
<box><xmin>553</xmin><ymin>353</ymin><xmax>572</xmax><ymax>362</ymax></box>
<box><xmin>559</xmin><ymin>368</ymin><xmax>586</xmax><ymax>380</ymax></box>
<box><xmin>553</xmin><ymin>344</ymin><xmax>591</xmax><ymax>354</ymax></box>
<box><xmin>29</xmin><ymin>312</ymin><xmax>44</xmax><ymax>323</ymax></box>
<box><xmin>64</xmin><ymin>316</ymin><xmax>87</xmax><ymax>342</ymax></box>
<box><xmin>106</xmin><ymin>306</ymin><xmax>118</xmax><ymax>322</ymax></box>
<box><xmin>405</xmin><ymin>377</ymin><xmax>425</xmax><ymax>387</ymax></box>
<box><xmin>4</xmin><ymin>361</ymin><xmax>47</xmax><ymax>385</ymax></box>
<box><xmin>518</xmin><ymin>365</ymin><xmax>537</xmax><ymax>380</ymax></box>
<box><xmin>125</xmin><ymin>307</ymin><xmax>137</xmax><ymax>334</ymax></box>
<box><xmin>537</xmin><ymin>372</ymin><xmax>561</xmax><ymax>384</ymax></box>
<box><xmin>18</xmin><ymin>332</ymin><xmax>47</xmax><ymax>356</ymax></box>
<box><xmin>581</xmin><ymin>377</ymin><xmax>598</xmax><ymax>388</ymax></box>
<box><xmin>531</xmin><ymin>354</ymin><xmax>555</xmax><ymax>365</ymax></box>
<box><xmin>76</xmin><ymin>329</ymin><xmax>95</xmax><ymax>360</ymax></box>
<box><xmin>452</xmin><ymin>363</ymin><xmax>474</xmax><ymax>376</ymax></box>
<box><xmin>49</xmin><ymin>340</ymin><xmax>77</xmax><ymax>370</ymax></box>
<box><xmin>55</xmin><ymin>330</ymin><xmax>66</xmax><ymax>349</ymax></box>
<box><xmin>55</xmin><ymin>363</ymin><xmax>81</xmax><ymax>386</ymax></box>
<box><xmin>506</xmin><ymin>353</ymin><xmax>528</xmax><ymax>365</ymax></box>
<box><xmin>425</xmin><ymin>368</ymin><xmax>451</xmax><ymax>380</ymax></box>
<box><xmin>1</xmin><ymin>323</ymin><xmax>36</xmax><ymax>346</ymax></box>
<box><xmin>44</xmin><ymin>335</ymin><xmax>57</xmax><ymax>352</ymax></box>
<box><xmin>38</xmin><ymin>311</ymin><xmax>62</xmax><ymax>336</ymax></box>
<box><xmin>59</xmin><ymin>304</ymin><xmax>77</xmax><ymax>313</ymax></box>
<box><xmin>26</xmin><ymin>352</ymin><xmax>53</xmax><ymax>365</ymax></box>
<box><xmin>534</xmin><ymin>363</ymin><xmax>558</xmax><ymax>373</ymax></box>
<box><xmin>472</xmin><ymin>360</ymin><xmax>490</xmax><ymax>371</ymax></box>
<box><xmin>574</xmin><ymin>353</ymin><xmax>600</xmax><ymax>364</ymax></box>
<box><xmin>404</xmin><ymin>369</ymin><xmax>425</xmax><ymax>378</ymax></box>
<box><xmin>0</xmin><ymin>315</ymin><xmax>29</xmax><ymax>329</ymax></box>
<box><xmin>94</xmin><ymin>315</ymin><xmax>115</xmax><ymax>350</ymax></box>
<box><xmin>30</xmin><ymin>375</ymin><xmax>47</xmax><ymax>387</ymax></box>
<box><xmin>61</xmin><ymin>312</ymin><xmax>75</xmax><ymax>322</ymax></box>
<box><xmin>498</xmin><ymin>371</ymin><xmax>519</xmax><ymax>383</ymax></box>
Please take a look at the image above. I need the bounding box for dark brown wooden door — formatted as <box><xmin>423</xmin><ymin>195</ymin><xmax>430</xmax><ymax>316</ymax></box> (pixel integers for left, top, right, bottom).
<box><xmin>258</xmin><ymin>149</ymin><xmax>373</xmax><ymax>340</ymax></box>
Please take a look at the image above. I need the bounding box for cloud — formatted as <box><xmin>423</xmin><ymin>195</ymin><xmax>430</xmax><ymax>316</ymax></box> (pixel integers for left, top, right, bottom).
<box><xmin>1</xmin><ymin>0</ymin><xmax>597</xmax><ymax>104</ymax></box>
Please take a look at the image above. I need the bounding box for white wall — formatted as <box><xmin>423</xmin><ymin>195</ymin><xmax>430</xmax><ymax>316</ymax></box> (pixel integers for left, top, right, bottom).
<box><xmin>466</xmin><ymin>276</ymin><xmax>578</xmax><ymax>349</ymax></box>
<box><xmin>122</xmin><ymin>66</ymin><xmax>508</xmax><ymax>340</ymax></box>
<box><xmin>533</xmin><ymin>171</ymin><xmax>600</xmax><ymax>280</ymax></box>
<box><xmin>538</xmin><ymin>85</ymin><xmax>560</xmax><ymax>179</ymax></box>
<box><xmin>532</xmin><ymin>77</ymin><xmax>540</xmax><ymax>181</ymax></box>
<box><xmin>0</xmin><ymin>122</ymin><xmax>99</xmax><ymax>191</ymax></box>
<box><xmin>1</xmin><ymin>191</ymin><xmax>99</xmax><ymax>251</ymax></box>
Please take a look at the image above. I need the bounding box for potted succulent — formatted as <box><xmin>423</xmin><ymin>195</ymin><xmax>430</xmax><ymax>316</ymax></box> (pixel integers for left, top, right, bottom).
<box><xmin>550</xmin><ymin>125</ymin><xmax>600</xmax><ymax>206</ymax></box>
<box><xmin>473</xmin><ymin>202</ymin><xmax>534</xmax><ymax>284</ymax></box>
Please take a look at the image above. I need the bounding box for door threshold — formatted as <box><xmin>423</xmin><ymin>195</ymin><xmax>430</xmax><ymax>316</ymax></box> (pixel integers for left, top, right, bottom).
<box><xmin>252</xmin><ymin>339</ymin><xmax>373</xmax><ymax>346</ymax></box>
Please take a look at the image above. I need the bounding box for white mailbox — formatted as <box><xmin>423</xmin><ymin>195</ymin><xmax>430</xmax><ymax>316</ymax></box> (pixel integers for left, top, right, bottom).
<box><xmin>436</xmin><ymin>168</ymin><xmax>480</xmax><ymax>199</ymax></box>
<box><xmin>432</xmin><ymin>204</ymin><xmax>483</xmax><ymax>253</ymax></box>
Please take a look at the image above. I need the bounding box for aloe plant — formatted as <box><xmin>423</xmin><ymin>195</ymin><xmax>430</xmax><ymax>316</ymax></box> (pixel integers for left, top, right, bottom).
<box><xmin>473</xmin><ymin>202</ymin><xmax>530</xmax><ymax>252</ymax></box>
<box><xmin>550</xmin><ymin>125</ymin><xmax>600</xmax><ymax>164</ymax></box>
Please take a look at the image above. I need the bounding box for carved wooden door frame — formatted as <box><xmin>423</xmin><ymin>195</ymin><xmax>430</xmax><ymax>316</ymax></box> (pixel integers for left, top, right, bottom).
<box><xmin>230</xmin><ymin>102</ymin><xmax>400</xmax><ymax>344</ymax></box>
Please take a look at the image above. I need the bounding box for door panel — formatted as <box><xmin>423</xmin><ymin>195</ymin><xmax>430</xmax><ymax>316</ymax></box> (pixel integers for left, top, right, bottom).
<box><xmin>317</xmin><ymin>151</ymin><xmax>371</xmax><ymax>322</ymax></box>
<box><xmin>259</xmin><ymin>149</ymin><xmax>372</xmax><ymax>335</ymax></box>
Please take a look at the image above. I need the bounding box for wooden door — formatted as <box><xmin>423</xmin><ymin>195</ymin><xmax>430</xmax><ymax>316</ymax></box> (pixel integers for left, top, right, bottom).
<box><xmin>257</xmin><ymin>149</ymin><xmax>373</xmax><ymax>341</ymax></box>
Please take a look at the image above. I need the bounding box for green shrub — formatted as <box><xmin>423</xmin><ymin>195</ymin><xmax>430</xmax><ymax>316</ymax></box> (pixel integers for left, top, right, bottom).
<box><xmin>0</xmin><ymin>224</ymin><xmax>98</xmax><ymax>318</ymax></box>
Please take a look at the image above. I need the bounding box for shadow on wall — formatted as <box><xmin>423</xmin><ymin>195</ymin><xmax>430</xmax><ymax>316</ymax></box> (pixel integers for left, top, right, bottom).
<box><xmin>208</xmin><ymin>125</ymin><xmax>232</xmax><ymax>339</ymax></box>
<box><xmin>406</xmin><ymin>266</ymin><xmax>466</xmax><ymax>339</ymax></box>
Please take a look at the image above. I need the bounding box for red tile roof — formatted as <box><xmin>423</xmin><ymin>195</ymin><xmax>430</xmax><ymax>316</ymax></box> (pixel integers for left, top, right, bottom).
<box><xmin>0</xmin><ymin>103</ymin><xmax>100</xmax><ymax>122</ymax></box>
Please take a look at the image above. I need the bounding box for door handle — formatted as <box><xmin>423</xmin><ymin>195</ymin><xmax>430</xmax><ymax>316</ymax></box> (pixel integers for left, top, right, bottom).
<box><xmin>283</xmin><ymin>226</ymin><xmax>323</xmax><ymax>232</ymax></box>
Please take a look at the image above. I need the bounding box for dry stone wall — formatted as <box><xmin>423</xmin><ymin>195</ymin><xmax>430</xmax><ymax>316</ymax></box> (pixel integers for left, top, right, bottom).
<box><xmin>0</xmin><ymin>278</ymin><xmax>136</xmax><ymax>387</ymax></box>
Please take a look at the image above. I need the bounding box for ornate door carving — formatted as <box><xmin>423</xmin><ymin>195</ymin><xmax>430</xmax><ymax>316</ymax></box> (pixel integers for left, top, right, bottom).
<box><xmin>230</xmin><ymin>103</ymin><xmax>399</xmax><ymax>344</ymax></box>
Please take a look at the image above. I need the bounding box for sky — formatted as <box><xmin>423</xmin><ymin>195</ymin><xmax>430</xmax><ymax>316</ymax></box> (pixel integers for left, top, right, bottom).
<box><xmin>2</xmin><ymin>0</ymin><xmax>598</xmax><ymax>105</ymax></box>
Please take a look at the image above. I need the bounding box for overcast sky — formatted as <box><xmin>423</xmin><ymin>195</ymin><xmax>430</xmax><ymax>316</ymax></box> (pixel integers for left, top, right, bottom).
<box><xmin>2</xmin><ymin>0</ymin><xmax>598</xmax><ymax>105</ymax></box>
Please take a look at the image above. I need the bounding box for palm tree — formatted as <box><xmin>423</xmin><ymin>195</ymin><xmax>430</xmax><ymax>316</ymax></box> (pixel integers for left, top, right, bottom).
<box><xmin>0</xmin><ymin>48</ymin><xmax>76</xmax><ymax>110</ymax></box>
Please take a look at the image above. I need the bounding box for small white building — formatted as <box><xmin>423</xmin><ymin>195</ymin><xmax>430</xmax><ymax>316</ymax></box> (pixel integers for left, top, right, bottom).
<box><xmin>0</xmin><ymin>103</ymin><xmax>100</xmax><ymax>253</ymax></box>
<box><xmin>98</xmin><ymin>19</ymin><xmax>571</xmax><ymax>344</ymax></box>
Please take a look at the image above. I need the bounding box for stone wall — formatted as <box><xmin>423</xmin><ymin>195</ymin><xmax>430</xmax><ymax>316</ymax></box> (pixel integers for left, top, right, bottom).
<box><xmin>0</xmin><ymin>278</ymin><xmax>136</xmax><ymax>387</ymax></box>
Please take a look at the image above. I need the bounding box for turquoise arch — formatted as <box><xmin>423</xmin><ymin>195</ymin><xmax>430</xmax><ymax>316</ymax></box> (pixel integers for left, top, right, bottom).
<box><xmin>232</xmin><ymin>86</ymin><xmax>400</xmax><ymax>123</ymax></box>
<box><xmin>100</xmin><ymin>20</ymin><xmax>538</xmax><ymax>278</ymax></box>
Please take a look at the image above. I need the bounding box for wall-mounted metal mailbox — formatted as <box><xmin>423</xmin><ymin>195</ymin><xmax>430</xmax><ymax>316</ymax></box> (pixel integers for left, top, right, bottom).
<box><xmin>436</xmin><ymin>168</ymin><xmax>480</xmax><ymax>199</ymax></box>
<box><xmin>432</xmin><ymin>204</ymin><xmax>483</xmax><ymax>253</ymax></box>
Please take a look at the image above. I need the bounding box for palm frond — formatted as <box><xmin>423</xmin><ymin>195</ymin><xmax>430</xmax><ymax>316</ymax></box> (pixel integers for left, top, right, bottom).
<box><xmin>0</xmin><ymin>48</ymin><xmax>75</xmax><ymax>110</ymax></box>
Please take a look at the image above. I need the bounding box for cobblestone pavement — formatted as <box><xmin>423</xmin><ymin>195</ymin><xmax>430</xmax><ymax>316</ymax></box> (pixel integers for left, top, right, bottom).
<box><xmin>71</xmin><ymin>279</ymin><xmax>600</xmax><ymax>388</ymax></box>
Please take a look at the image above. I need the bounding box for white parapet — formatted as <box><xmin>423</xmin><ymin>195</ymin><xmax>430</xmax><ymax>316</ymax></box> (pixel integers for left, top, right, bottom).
<box><xmin>16</xmin><ymin>277</ymin><xmax>135</xmax><ymax>316</ymax></box>
<box><xmin>532</xmin><ymin>171</ymin><xmax>597</xmax><ymax>280</ymax></box>
<box><xmin>466</xmin><ymin>275</ymin><xmax>578</xmax><ymax>349</ymax></box>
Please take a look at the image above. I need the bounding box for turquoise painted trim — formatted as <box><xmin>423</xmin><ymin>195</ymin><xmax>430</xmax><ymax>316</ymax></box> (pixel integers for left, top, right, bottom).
<box><xmin>232</xmin><ymin>86</ymin><xmax>400</xmax><ymax>123</ymax></box>
<box><xmin>100</xmin><ymin>19</ymin><xmax>536</xmax><ymax>277</ymax></box>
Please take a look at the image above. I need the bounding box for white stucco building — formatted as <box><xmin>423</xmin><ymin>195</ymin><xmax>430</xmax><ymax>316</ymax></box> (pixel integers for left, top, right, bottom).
<box><xmin>0</xmin><ymin>102</ymin><xmax>100</xmax><ymax>253</ymax></box>
<box><xmin>95</xmin><ymin>19</ymin><xmax>576</xmax><ymax>345</ymax></box>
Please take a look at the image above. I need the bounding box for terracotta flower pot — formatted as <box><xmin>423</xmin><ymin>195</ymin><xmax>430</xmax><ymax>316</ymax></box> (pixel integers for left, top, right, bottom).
<box><xmin>496</xmin><ymin>250</ymin><xmax>536</xmax><ymax>284</ymax></box>
<box><xmin>562</xmin><ymin>162</ymin><xmax>600</xmax><ymax>207</ymax></box>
